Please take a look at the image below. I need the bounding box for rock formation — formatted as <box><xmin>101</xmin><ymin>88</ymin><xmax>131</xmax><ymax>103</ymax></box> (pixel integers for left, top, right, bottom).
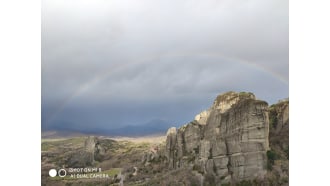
<box><xmin>67</xmin><ymin>136</ymin><xmax>96</xmax><ymax>167</ymax></box>
<box><xmin>267</xmin><ymin>99</ymin><xmax>289</xmax><ymax>185</ymax></box>
<box><xmin>165</xmin><ymin>91</ymin><xmax>270</xmax><ymax>184</ymax></box>
<box><xmin>269</xmin><ymin>99</ymin><xmax>289</xmax><ymax>135</ymax></box>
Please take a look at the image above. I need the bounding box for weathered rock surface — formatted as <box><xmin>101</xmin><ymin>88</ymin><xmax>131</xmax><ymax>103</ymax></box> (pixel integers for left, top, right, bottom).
<box><xmin>270</xmin><ymin>99</ymin><xmax>289</xmax><ymax>135</ymax></box>
<box><xmin>267</xmin><ymin>99</ymin><xmax>289</xmax><ymax>185</ymax></box>
<box><xmin>94</xmin><ymin>138</ymin><xmax>117</xmax><ymax>161</ymax></box>
<box><xmin>67</xmin><ymin>136</ymin><xmax>96</xmax><ymax>167</ymax></box>
<box><xmin>165</xmin><ymin>91</ymin><xmax>270</xmax><ymax>184</ymax></box>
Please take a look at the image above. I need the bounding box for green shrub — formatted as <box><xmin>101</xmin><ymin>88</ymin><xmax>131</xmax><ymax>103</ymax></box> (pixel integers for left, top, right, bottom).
<box><xmin>267</xmin><ymin>150</ymin><xmax>277</xmax><ymax>164</ymax></box>
<box><xmin>266</xmin><ymin>150</ymin><xmax>278</xmax><ymax>170</ymax></box>
<box><xmin>269</xmin><ymin>109</ymin><xmax>278</xmax><ymax>129</ymax></box>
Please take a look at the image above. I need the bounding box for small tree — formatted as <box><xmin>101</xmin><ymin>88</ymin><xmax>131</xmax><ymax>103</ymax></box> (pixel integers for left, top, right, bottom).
<box><xmin>266</xmin><ymin>150</ymin><xmax>277</xmax><ymax>170</ymax></box>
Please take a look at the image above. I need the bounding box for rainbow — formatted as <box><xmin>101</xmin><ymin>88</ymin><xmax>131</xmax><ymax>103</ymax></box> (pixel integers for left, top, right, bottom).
<box><xmin>43</xmin><ymin>51</ymin><xmax>288</xmax><ymax>125</ymax></box>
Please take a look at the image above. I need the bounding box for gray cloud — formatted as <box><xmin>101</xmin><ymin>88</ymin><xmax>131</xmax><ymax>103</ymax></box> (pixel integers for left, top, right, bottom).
<box><xmin>42</xmin><ymin>0</ymin><xmax>288</xmax><ymax>132</ymax></box>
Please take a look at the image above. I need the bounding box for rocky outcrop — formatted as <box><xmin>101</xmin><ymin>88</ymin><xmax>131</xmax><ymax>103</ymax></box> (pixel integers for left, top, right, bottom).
<box><xmin>268</xmin><ymin>99</ymin><xmax>289</xmax><ymax>160</ymax></box>
<box><xmin>262</xmin><ymin>99</ymin><xmax>289</xmax><ymax>186</ymax></box>
<box><xmin>269</xmin><ymin>99</ymin><xmax>289</xmax><ymax>135</ymax></box>
<box><xmin>67</xmin><ymin>136</ymin><xmax>96</xmax><ymax>167</ymax></box>
<box><xmin>142</xmin><ymin>146</ymin><xmax>161</xmax><ymax>165</ymax></box>
<box><xmin>165</xmin><ymin>127</ymin><xmax>178</xmax><ymax>168</ymax></box>
<box><xmin>165</xmin><ymin>92</ymin><xmax>270</xmax><ymax>184</ymax></box>
<box><xmin>94</xmin><ymin>138</ymin><xmax>117</xmax><ymax>161</ymax></box>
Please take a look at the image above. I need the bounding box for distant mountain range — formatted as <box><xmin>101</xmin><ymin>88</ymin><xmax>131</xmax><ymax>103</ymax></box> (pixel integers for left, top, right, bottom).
<box><xmin>42</xmin><ymin>119</ymin><xmax>175</xmax><ymax>138</ymax></box>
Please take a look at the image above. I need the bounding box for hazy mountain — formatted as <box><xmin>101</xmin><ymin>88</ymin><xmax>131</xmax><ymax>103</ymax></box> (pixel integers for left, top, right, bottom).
<box><xmin>42</xmin><ymin>119</ymin><xmax>174</xmax><ymax>137</ymax></box>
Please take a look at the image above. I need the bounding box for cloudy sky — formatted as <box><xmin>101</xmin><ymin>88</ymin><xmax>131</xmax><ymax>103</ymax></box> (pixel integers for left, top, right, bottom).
<box><xmin>42</xmin><ymin>0</ymin><xmax>288</xmax><ymax>133</ymax></box>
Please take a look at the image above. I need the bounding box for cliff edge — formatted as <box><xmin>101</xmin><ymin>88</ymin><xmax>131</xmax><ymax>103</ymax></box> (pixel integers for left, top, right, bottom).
<box><xmin>165</xmin><ymin>91</ymin><xmax>270</xmax><ymax>184</ymax></box>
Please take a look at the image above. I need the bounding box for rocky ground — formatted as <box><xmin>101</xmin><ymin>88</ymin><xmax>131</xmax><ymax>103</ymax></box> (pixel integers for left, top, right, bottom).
<box><xmin>41</xmin><ymin>136</ymin><xmax>167</xmax><ymax>186</ymax></box>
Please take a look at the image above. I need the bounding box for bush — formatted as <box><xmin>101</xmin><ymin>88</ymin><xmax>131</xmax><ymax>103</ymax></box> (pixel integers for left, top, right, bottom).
<box><xmin>266</xmin><ymin>150</ymin><xmax>278</xmax><ymax>170</ymax></box>
<box><xmin>269</xmin><ymin>109</ymin><xmax>278</xmax><ymax>129</ymax></box>
<box><xmin>267</xmin><ymin>150</ymin><xmax>277</xmax><ymax>164</ymax></box>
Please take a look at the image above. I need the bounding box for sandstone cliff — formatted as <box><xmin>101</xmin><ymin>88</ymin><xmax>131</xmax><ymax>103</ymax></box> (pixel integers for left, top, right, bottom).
<box><xmin>267</xmin><ymin>100</ymin><xmax>289</xmax><ymax>185</ymax></box>
<box><xmin>165</xmin><ymin>91</ymin><xmax>270</xmax><ymax>184</ymax></box>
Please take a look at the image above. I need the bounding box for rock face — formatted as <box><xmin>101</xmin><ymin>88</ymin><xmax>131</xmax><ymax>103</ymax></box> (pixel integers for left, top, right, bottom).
<box><xmin>67</xmin><ymin>136</ymin><xmax>96</xmax><ymax>167</ymax></box>
<box><xmin>270</xmin><ymin>99</ymin><xmax>289</xmax><ymax>135</ymax></box>
<box><xmin>94</xmin><ymin>138</ymin><xmax>117</xmax><ymax>161</ymax></box>
<box><xmin>165</xmin><ymin>127</ymin><xmax>178</xmax><ymax>168</ymax></box>
<box><xmin>165</xmin><ymin>92</ymin><xmax>270</xmax><ymax>184</ymax></box>
<box><xmin>269</xmin><ymin>99</ymin><xmax>289</xmax><ymax>160</ymax></box>
<box><xmin>267</xmin><ymin>99</ymin><xmax>289</xmax><ymax>185</ymax></box>
<box><xmin>268</xmin><ymin>99</ymin><xmax>289</xmax><ymax>159</ymax></box>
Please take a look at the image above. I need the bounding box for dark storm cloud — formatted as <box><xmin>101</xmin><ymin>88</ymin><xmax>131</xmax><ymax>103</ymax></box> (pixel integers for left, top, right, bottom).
<box><xmin>42</xmin><ymin>0</ymin><xmax>288</xmax><ymax>131</ymax></box>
